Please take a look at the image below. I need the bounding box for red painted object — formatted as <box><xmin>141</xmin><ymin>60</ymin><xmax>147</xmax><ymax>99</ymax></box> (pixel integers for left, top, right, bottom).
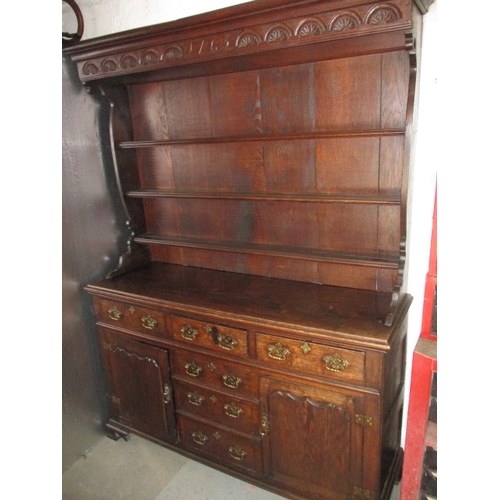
<box><xmin>400</xmin><ymin>186</ymin><xmax>437</xmax><ymax>499</ymax></box>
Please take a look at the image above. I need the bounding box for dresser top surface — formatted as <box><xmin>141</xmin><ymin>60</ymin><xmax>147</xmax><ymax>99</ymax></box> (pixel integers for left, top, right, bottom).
<box><xmin>86</xmin><ymin>263</ymin><xmax>411</xmax><ymax>347</ymax></box>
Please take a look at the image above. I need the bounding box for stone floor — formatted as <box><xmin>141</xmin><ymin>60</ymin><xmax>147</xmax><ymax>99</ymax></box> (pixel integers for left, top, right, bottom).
<box><xmin>62</xmin><ymin>434</ymin><xmax>401</xmax><ymax>499</ymax></box>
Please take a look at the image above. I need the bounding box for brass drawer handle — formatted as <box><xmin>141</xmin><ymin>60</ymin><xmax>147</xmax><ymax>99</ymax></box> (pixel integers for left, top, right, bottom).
<box><xmin>268</xmin><ymin>342</ymin><xmax>291</xmax><ymax>361</ymax></box>
<box><xmin>108</xmin><ymin>306</ymin><xmax>123</xmax><ymax>321</ymax></box>
<box><xmin>185</xmin><ymin>361</ymin><xmax>202</xmax><ymax>377</ymax></box>
<box><xmin>323</xmin><ymin>353</ymin><xmax>349</xmax><ymax>372</ymax></box>
<box><xmin>224</xmin><ymin>402</ymin><xmax>243</xmax><ymax>419</ymax></box>
<box><xmin>141</xmin><ymin>315</ymin><xmax>158</xmax><ymax>330</ymax></box>
<box><xmin>181</xmin><ymin>325</ymin><xmax>199</xmax><ymax>341</ymax></box>
<box><xmin>187</xmin><ymin>391</ymin><xmax>204</xmax><ymax>406</ymax></box>
<box><xmin>228</xmin><ymin>445</ymin><xmax>247</xmax><ymax>461</ymax></box>
<box><xmin>192</xmin><ymin>430</ymin><xmax>209</xmax><ymax>446</ymax></box>
<box><xmin>217</xmin><ymin>334</ymin><xmax>238</xmax><ymax>351</ymax></box>
<box><xmin>222</xmin><ymin>373</ymin><xmax>242</xmax><ymax>389</ymax></box>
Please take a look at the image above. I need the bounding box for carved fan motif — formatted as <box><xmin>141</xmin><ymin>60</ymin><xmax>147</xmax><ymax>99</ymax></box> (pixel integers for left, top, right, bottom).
<box><xmin>296</xmin><ymin>18</ymin><xmax>325</xmax><ymax>37</ymax></box>
<box><xmin>265</xmin><ymin>25</ymin><xmax>292</xmax><ymax>43</ymax></box>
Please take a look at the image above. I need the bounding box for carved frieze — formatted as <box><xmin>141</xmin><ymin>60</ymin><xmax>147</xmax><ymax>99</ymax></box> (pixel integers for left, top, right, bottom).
<box><xmin>70</xmin><ymin>0</ymin><xmax>411</xmax><ymax>82</ymax></box>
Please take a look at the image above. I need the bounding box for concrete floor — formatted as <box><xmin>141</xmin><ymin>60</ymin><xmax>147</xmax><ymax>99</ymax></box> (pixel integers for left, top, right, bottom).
<box><xmin>62</xmin><ymin>433</ymin><xmax>401</xmax><ymax>500</ymax></box>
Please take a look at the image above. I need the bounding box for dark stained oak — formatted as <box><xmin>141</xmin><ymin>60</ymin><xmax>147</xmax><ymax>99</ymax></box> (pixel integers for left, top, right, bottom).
<box><xmin>64</xmin><ymin>1</ymin><xmax>434</xmax><ymax>498</ymax></box>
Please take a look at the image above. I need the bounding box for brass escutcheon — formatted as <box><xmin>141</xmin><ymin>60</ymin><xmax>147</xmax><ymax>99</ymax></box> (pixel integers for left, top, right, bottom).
<box><xmin>323</xmin><ymin>353</ymin><xmax>349</xmax><ymax>372</ymax></box>
<box><xmin>259</xmin><ymin>413</ymin><xmax>270</xmax><ymax>436</ymax></box>
<box><xmin>108</xmin><ymin>306</ymin><xmax>123</xmax><ymax>321</ymax></box>
<box><xmin>181</xmin><ymin>325</ymin><xmax>199</xmax><ymax>340</ymax></box>
<box><xmin>228</xmin><ymin>445</ymin><xmax>247</xmax><ymax>461</ymax></box>
<box><xmin>268</xmin><ymin>342</ymin><xmax>291</xmax><ymax>360</ymax></box>
<box><xmin>222</xmin><ymin>373</ymin><xmax>242</xmax><ymax>389</ymax></box>
<box><xmin>185</xmin><ymin>361</ymin><xmax>202</xmax><ymax>377</ymax></box>
<box><xmin>224</xmin><ymin>402</ymin><xmax>243</xmax><ymax>418</ymax></box>
<box><xmin>192</xmin><ymin>430</ymin><xmax>209</xmax><ymax>446</ymax></box>
<box><xmin>217</xmin><ymin>334</ymin><xmax>238</xmax><ymax>350</ymax></box>
<box><xmin>141</xmin><ymin>315</ymin><xmax>158</xmax><ymax>330</ymax></box>
<box><xmin>187</xmin><ymin>391</ymin><xmax>204</xmax><ymax>406</ymax></box>
<box><xmin>163</xmin><ymin>384</ymin><xmax>171</xmax><ymax>404</ymax></box>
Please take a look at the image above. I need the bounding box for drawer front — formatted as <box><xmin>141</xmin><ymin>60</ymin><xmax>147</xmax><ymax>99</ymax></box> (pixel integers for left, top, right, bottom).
<box><xmin>174</xmin><ymin>379</ymin><xmax>260</xmax><ymax>435</ymax></box>
<box><xmin>256</xmin><ymin>333</ymin><xmax>365</xmax><ymax>384</ymax></box>
<box><xmin>172</xmin><ymin>315</ymin><xmax>248</xmax><ymax>357</ymax></box>
<box><xmin>93</xmin><ymin>298</ymin><xmax>166</xmax><ymax>337</ymax></box>
<box><xmin>172</xmin><ymin>350</ymin><xmax>257</xmax><ymax>398</ymax></box>
<box><xmin>178</xmin><ymin>415</ymin><xmax>263</xmax><ymax>475</ymax></box>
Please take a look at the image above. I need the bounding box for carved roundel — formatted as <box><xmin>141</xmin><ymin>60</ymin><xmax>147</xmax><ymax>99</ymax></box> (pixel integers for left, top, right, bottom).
<box><xmin>120</xmin><ymin>54</ymin><xmax>138</xmax><ymax>69</ymax></box>
<box><xmin>329</xmin><ymin>12</ymin><xmax>362</xmax><ymax>32</ymax></box>
<box><xmin>140</xmin><ymin>49</ymin><xmax>160</xmax><ymax>66</ymax></box>
<box><xmin>163</xmin><ymin>45</ymin><xmax>183</xmax><ymax>60</ymax></box>
<box><xmin>101</xmin><ymin>58</ymin><xmax>118</xmax><ymax>73</ymax></box>
<box><xmin>364</xmin><ymin>4</ymin><xmax>402</xmax><ymax>25</ymax></box>
<box><xmin>82</xmin><ymin>61</ymin><xmax>99</xmax><ymax>76</ymax></box>
<box><xmin>295</xmin><ymin>18</ymin><xmax>326</xmax><ymax>37</ymax></box>
<box><xmin>265</xmin><ymin>24</ymin><xmax>292</xmax><ymax>43</ymax></box>
<box><xmin>236</xmin><ymin>30</ymin><xmax>262</xmax><ymax>48</ymax></box>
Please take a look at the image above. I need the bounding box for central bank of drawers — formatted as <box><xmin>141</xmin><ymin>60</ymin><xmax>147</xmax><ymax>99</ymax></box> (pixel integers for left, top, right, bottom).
<box><xmin>171</xmin><ymin>315</ymin><xmax>262</xmax><ymax>475</ymax></box>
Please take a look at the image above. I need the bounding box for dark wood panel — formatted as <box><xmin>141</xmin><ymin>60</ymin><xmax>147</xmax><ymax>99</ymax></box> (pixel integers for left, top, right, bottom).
<box><xmin>316</xmin><ymin>137</ymin><xmax>380</xmax><ymax>194</ymax></box>
<box><xmin>315</xmin><ymin>54</ymin><xmax>382</xmax><ymax>131</ymax></box>
<box><xmin>171</xmin><ymin>144</ymin><xmax>218</xmax><ymax>191</ymax></box>
<box><xmin>211</xmin><ymin>71</ymin><xmax>262</xmax><ymax>137</ymax></box>
<box><xmin>377</xmin><ymin>206</ymin><xmax>401</xmax><ymax>256</ymax></box>
<box><xmin>128</xmin><ymin>82</ymin><xmax>169</xmax><ymax>140</ymax></box>
<box><xmin>318</xmin><ymin>204</ymin><xmax>379</xmax><ymax>254</ymax></box>
<box><xmin>143</xmin><ymin>198</ymin><xmax>396</xmax><ymax>257</ymax></box>
<box><xmin>149</xmin><ymin>243</ymin><xmax>395</xmax><ymax>291</ymax></box>
<box><xmin>214</xmin><ymin>142</ymin><xmax>266</xmax><ymax>192</ymax></box>
<box><xmin>143</xmin><ymin>198</ymin><xmax>180</xmax><ymax>237</ymax></box>
<box><xmin>163</xmin><ymin>76</ymin><xmax>213</xmax><ymax>139</ymax></box>
<box><xmin>136</xmin><ymin>147</ymin><xmax>175</xmax><ymax>189</ymax></box>
<box><xmin>260</xmin><ymin>63</ymin><xmax>315</xmax><ymax>135</ymax></box>
<box><xmin>263</xmin><ymin>140</ymin><xmax>316</xmax><ymax>193</ymax></box>
<box><xmin>381</xmin><ymin>50</ymin><xmax>410</xmax><ymax>129</ymax></box>
<box><xmin>379</xmin><ymin>136</ymin><xmax>405</xmax><ymax>195</ymax></box>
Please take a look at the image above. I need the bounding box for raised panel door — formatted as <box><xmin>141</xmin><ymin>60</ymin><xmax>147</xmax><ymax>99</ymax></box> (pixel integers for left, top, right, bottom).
<box><xmin>260</xmin><ymin>376</ymin><xmax>366</xmax><ymax>500</ymax></box>
<box><xmin>98</xmin><ymin>327</ymin><xmax>175</xmax><ymax>443</ymax></box>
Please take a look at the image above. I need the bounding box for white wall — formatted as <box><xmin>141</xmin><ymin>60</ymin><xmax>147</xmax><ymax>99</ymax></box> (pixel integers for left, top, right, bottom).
<box><xmin>63</xmin><ymin>0</ymin><xmax>438</xmax><ymax>445</ymax></box>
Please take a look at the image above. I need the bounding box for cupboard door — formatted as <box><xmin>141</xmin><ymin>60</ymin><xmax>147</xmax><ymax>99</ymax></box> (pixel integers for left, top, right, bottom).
<box><xmin>259</xmin><ymin>377</ymin><xmax>365</xmax><ymax>500</ymax></box>
<box><xmin>98</xmin><ymin>327</ymin><xmax>175</xmax><ymax>443</ymax></box>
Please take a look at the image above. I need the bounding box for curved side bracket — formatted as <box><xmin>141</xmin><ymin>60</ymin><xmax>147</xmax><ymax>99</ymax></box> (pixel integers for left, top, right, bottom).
<box><xmin>97</xmin><ymin>85</ymin><xmax>150</xmax><ymax>278</ymax></box>
<box><xmin>384</xmin><ymin>33</ymin><xmax>417</xmax><ymax>327</ymax></box>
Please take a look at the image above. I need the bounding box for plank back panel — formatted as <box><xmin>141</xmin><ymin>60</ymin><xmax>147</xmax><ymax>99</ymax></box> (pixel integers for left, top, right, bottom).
<box><xmin>124</xmin><ymin>51</ymin><xmax>410</xmax><ymax>290</ymax></box>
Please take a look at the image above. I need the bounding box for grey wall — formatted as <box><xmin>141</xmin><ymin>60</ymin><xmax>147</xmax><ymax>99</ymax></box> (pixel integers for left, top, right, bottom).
<box><xmin>62</xmin><ymin>54</ymin><xmax>129</xmax><ymax>472</ymax></box>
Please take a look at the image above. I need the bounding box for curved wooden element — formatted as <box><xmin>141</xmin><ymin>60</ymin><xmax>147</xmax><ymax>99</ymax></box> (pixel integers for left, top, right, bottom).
<box><xmin>384</xmin><ymin>36</ymin><xmax>418</xmax><ymax>327</ymax></box>
<box><xmin>96</xmin><ymin>85</ymin><xmax>150</xmax><ymax>278</ymax></box>
<box><xmin>62</xmin><ymin>0</ymin><xmax>84</xmax><ymax>47</ymax></box>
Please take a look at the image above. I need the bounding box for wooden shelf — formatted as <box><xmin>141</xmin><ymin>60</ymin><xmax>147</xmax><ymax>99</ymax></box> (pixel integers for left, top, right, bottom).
<box><xmin>134</xmin><ymin>234</ymin><xmax>400</xmax><ymax>268</ymax></box>
<box><xmin>127</xmin><ymin>190</ymin><xmax>401</xmax><ymax>205</ymax></box>
<box><xmin>118</xmin><ymin>129</ymin><xmax>405</xmax><ymax>149</ymax></box>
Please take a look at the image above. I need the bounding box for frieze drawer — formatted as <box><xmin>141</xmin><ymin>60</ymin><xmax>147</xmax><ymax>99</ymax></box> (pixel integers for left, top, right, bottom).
<box><xmin>177</xmin><ymin>414</ymin><xmax>263</xmax><ymax>476</ymax></box>
<box><xmin>174</xmin><ymin>379</ymin><xmax>260</xmax><ymax>435</ymax></box>
<box><xmin>172</xmin><ymin>315</ymin><xmax>248</xmax><ymax>357</ymax></box>
<box><xmin>256</xmin><ymin>333</ymin><xmax>365</xmax><ymax>385</ymax></box>
<box><xmin>172</xmin><ymin>350</ymin><xmax>257</xmax><ymax>398</ymax></box>
<box><xmin>93</xmin><ymin>297</ymin><xmax>165</xmax><ymax>337</ymax></box>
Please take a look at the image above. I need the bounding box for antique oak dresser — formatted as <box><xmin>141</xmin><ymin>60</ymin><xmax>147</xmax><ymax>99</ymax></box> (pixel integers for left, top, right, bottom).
<box><xmin>64</xmin><ymin>1</ymin><xmax>434</xmax><ymax>498</ymax></box>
